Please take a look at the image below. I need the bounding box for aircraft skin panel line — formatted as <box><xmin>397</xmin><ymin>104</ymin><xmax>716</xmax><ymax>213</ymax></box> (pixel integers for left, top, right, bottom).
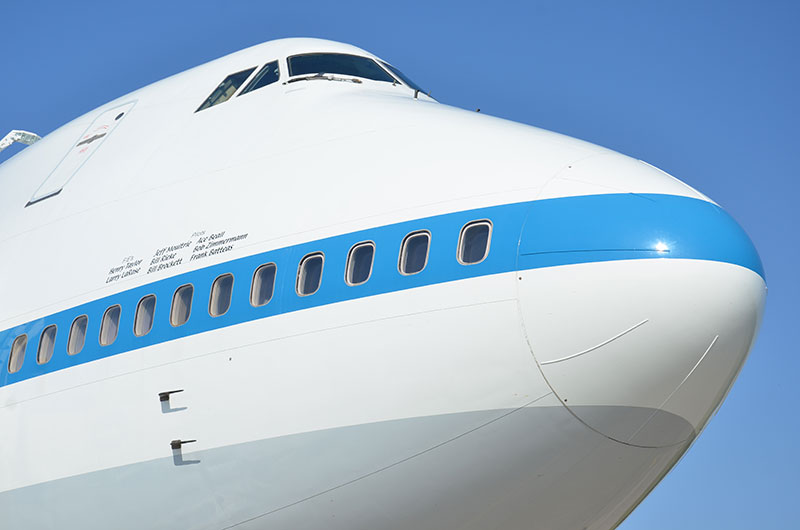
<box><xmin>539</xmin><ymin>318</ymin><xmax>650</xmax><ymax>366</ymax></box>
<box><xmin>625</xmin><ymin>335</ymin><xmax>719</xmax><ymax>444</ymax></box>
<box><xmin>26</xmin><ymin>101</ymin><xmax>136</xmax><ymax>205</ymax></box>
<box><xmin>1</xmin><ymin>280</ymin><xmax>547</xmax><ymax>491</ymax></box>
<box><xmin>0</xmin><ymin>37</ymin><xmax>765</xmax><ymax>530</ymax></box>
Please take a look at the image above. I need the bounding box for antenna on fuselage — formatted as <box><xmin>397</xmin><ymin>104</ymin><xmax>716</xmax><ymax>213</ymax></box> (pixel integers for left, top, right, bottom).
<box><xmin>0</xmin><ymin>130</ymin><xmax>41</xmax><ymax>153</ymax></box>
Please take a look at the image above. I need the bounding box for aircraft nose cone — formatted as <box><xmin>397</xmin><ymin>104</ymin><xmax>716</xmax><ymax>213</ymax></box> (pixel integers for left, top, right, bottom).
<box><xmin>516</xmin><ymin>193</ymin><xmax>766</xmax><ymax>447</ymax></box>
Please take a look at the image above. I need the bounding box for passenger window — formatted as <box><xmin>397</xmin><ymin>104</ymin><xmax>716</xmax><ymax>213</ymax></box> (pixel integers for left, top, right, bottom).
<box><xmin>346</xmin><ymin>242</ymin><xmax>375</xmax><ymax>285</ymax></box>
<box><xmin>297</xmin><ymin>253</ymin><xmax>324</xmax><ymax>296</ymax></box>
<box><xmin>37</xmin><ymin>325</ymin><xmax>57</xmax><ymax>364</ymax></box>
<box><xmin>134</xmin><ymin>295</ymin><xmax>156</xmax><ymax>337</ymax></box>
<box><xmin>68</xmin><ymin>315</ymin><xmax>88</xmax><ymax>355</ymax></box>
<box><xmin>399</xmin><ymin>231</ymin><xmax>430</xmax><ymax>275</ymax></box>
<box><xmin>209</xmin><ymin>273</ymin><xmax>234</xmax><ymax>317</ymax></box>
<box><xmin>250</xmin><ymin>263</ymin><xmax>276</xmax><ymax>307</ymax></box>
<box><xmin>99</xmin><ymin>305</ymin><xmax>121</xmax><ymax>346</ymax></box>
<box><xmin>458</xmin><ymin>220</ymin><xmax>492</xmax><ymax>264</ymax></box>
<box><xmin>196</xmin><ymin>67</ymin><xmax>256</xmax><ymax>112</ymax></box>
<box><xmin>239</xmin><ymin>61</ymin><xmax>280</xmax><ymax>96</ymax></box>
<box><xmin>288</xmin><ymin>53</ymin><xmax>395</xmax><ymax>83</ymax></box>
<box><xmin>171</xmin><ymin>284</ymin><xmax>194</xmax><ymax>326</ymax></box>
<box><xmin>8</xmin><ymin>334</ymin><xmax>27</xmax><ymax>374</ymax></box>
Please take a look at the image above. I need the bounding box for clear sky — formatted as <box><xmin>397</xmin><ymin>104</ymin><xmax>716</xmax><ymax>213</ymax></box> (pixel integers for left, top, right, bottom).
<box><xmin>1</xmin><ymin>1</ymin><xmax>797</xmax><ymax>527</ymax></box>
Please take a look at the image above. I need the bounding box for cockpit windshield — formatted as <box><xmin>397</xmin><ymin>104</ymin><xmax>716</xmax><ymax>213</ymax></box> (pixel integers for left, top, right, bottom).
<box><xmin>287</xmin><ymin>53</ymin><xmax>395</xmax><ymax>83</ymax></box>
<box><xmin>379</xmin><ymin>61</ymin><xmax>424</xmax><ymax>93</ymax></box>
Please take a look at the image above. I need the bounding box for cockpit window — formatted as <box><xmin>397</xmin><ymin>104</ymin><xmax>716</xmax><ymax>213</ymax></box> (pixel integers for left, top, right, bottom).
<box><xmin>196</xmin><ymin>67</ymin><xmax>256</xmax><ymax>112</ymax></box>
<box><xmin>239</xmin><ymin>61</ymin><xmax>280</xmax><ymax>96</ymax></box>
<box><xmin>288</xmin><ymin>53</ymin><xmax>395</xmax><ymax>83</ymax></box>
<box><xmin>380</xmin><ymin>61</ymin><xmax>424</xmax><ymax>93</ymax></box>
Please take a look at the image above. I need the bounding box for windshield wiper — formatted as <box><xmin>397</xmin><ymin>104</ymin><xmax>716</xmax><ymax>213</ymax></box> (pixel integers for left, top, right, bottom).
<box><xmin>286</xmin><ymin>73</ymin><xmax>363</xmax><ymax>84</ymax></box>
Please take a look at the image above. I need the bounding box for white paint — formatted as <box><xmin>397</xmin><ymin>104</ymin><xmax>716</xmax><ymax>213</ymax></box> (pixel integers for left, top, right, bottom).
<box><xmin>0</xmin><ymin>38</ymin><xmax>765</xmax><ymax>530</ymax></box>
<box><xmin>0</xmin><ymin>39</ymin><xmax>704</xmax><ymax>327</ymax></box>
<box><xmin>1</xmin><ymin>273</ymin><xmax>546</xmax><ymax>491</ymax></box>
<box><xmin>517</xmin><ymin>259</ymin><xmax>765</xmax><ymax>447</ymax></box>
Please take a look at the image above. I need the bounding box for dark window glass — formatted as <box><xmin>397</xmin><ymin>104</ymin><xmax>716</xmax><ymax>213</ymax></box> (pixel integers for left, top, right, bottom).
<box><xmin>171</xmin><ymin>284</ymin><xmax>194</xmax><ymax>326</ymax></box>
<box><xmin>380</xmin><ymin>61</ymin><xmax>424</xmax><ymax>92</ymax></box>
<box><xmin>251</xmin><ymin>263</ymin><xmax>277</xmax><ymax>307</ymax></box>
<box><xmin>288</xmin><ymin>53</ymin><xmax>395</xmax><ymax>83</ymax></box>
<box><xmin>347</xmin><ymin>242</ymin><xmax>375</xmax><ymax>285</ymax></box>
<box><xmin>239</xmin><ymin>61</ymin><xmax>280</xmax><ymax>96</ymax></box>
<box><xmin>8</xmin><ymin>334</ymin><xmax>27</xmax><ymax>374</ymax></box>
<box><xmin>209</xmin><ymin>273</ymin><xmax>234</xmax><ymax>317</ymax></box>
<box><xmin>100</xmin><ymin>305</ymin><xmax>121</xmax><ymax>346</ymax></box>
<box><xmin>134</xmin><ymin>295</ymin><xmax>156</xmax><ymax>337</ymax></box>
<box><xmin>68</xmin><ymin>315</ymin><xmax>88</xmax><ymax>355</ymax></box>
<box><xmin>400</xmin><ymin>231</ymin><xmax>430</xmax><ymax>275</ymax></box>
<box><xmin>196</xmin><ymin>67</ymin><xmax>256</xmax><ymax>112</ymax></box>
<box><xmin>459</xmin><ymin>221</ymin><xmax>492</xmax><ymax>264</ymax></box>
<box><xmin>297</xmin><ymin>253</ymin><xmax>324</xmax><ymax>296</ymax></box>
<box><xmin>37</xmin><ymin>325</ymin><xmax>57</xmax><ymax>364</ymax></box>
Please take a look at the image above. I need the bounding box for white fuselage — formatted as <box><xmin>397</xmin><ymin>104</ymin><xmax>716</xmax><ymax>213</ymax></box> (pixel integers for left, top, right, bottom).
<box><xmin>0</xmin><ymin>39</ymin><xmax>765</xmax><ymax>530</ymax></box>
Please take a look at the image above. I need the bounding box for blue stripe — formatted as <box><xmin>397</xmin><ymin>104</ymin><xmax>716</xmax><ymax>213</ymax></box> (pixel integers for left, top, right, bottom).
<box><xmin>0</xmin><ymin>193</ymin><xmax>763</xmax><ymax>387</ymax></box>
<box><xmin>517</xmin><ymin>193</ymin><xmax>764</xmax><ymax>277</ymax></box>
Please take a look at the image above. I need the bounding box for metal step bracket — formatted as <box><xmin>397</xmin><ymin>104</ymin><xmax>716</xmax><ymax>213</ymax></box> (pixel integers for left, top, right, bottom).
<box><xmin>0</xmin><ymin>130</ymin><xmax>41</xmax><ymax>153</ymax></box>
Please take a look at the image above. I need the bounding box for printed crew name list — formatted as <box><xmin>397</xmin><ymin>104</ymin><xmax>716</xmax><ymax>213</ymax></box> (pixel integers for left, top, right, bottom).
<box><xmin>105</xmin><ymin>229</ymin><xmax>249</xmax><ymax>284</ymax></box>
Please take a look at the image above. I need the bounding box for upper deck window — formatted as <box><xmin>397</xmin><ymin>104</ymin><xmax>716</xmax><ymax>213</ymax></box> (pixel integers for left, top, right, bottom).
<box><xmin>297</xmin><ymin>253</ymin><xmax>324</xmax><ymax>296</ymax></box>
<box><xmin>134</xmin><ymin>295</ymin><xmax>156</xmax><ymax>337</ymax></box>
<box><xmin>239</xmin><ymin>61</ymin><xmax>280</xmax><ymax>96</ymax></box>
<box><xmin>346</xmin><ymin>242</ymin><xmax>375</xmax><ymax>286</ymax></box>
<box><xmin>196</xmin><ymin>67</ymin><xmax>256</xmax><ymax>112</ymax></box>
<box><xmin>209</xmin><ymin>273</ymin><xmax>234</xmax><ymax>317</ymax></box>
<box><xmin>288</xmin><ymin>53</ymin><xmax>395</xmax><ymax>83</ymax></box>
<box><xmin>458</xmin><ymin>220</ymin><xmax>492</xmax><ymax>264</ymax></box>
<box><xmin>171</xmin><ymin>284</ymin><xmax>194</xmax><ymax>326</ymax></box>
<box><xmin>8</xmin><ymin>334</ymin><xmax>27</xmax><ymax>374</ymax></box>
<box><xmin>100</xmin><ymin>305</ymin><xmax>121</xmax><ymax>346</ymax></box>
<box><xmin>251</xmin><ymin>263</ymin><xmax>276</xmax><ymax>307</ymax></box>
<box><xmin>68</xmin><ymin>315</ymin><xmax>88</xmax><ymax>355</ymax></box>
<box><xmin>399</xmin><ymin>231</ymin><xmax>431</xmax><ymax>275</ymax></box>
<box><xmin>37</xmin><ymin>325</ymin><xmax>57</xmax><ymax>365</ymax></box>
<box><xmin>379</xmin><ymin>61</ymin><xmax>424</xmax><ymax>93</ymax></box>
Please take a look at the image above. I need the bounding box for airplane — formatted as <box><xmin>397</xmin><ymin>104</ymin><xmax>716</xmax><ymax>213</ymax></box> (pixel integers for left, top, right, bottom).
<box><xmin>0</xmin><ymin>38</ymin><xmax>765</xmax><ymax>529</ymax></box>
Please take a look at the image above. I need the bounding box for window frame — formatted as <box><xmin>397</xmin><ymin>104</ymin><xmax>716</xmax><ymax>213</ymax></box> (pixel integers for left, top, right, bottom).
<box><xmin>37</xmin><ymin>324</ymin><xmax>57</xmax><ymax>365</ymax></box>
<box><xmin>250</xmin><ymin>263</ymin><xmax>277</xmax><ymax>307</ymax></box>
<box><xmin>209</xmin><ymin>273</ymin><xmax>235</xmax><ymax>317</ymax></box>
<box><xmin>296</xmin><ymin>252</ymin><xmax>325</xmax><ymax>297</ymax></box>
<box><xmin>134</xmin><ymin>294</ymin><xmax>157</xmax><ymax>337</ymax></box>
<box><xmin>398</xmin><ymin>230</ymin><xmax>431</xmax><ymax>276</ymax></box>
<box><xmin>287</xmin><ymin>52</ymin><xmax>397</xmax><ymax>83</ymax></box>
<box><xmin>99</xmin><ymin>304</ymin><xmax>122</xmax><ymax>347</ymax></box>
<box><xmin>379</xmin><ymin>60</ymin><xmax>424</xmax><ymax>92</ymax></box>
<box><xmin>345</xmin><ymin>241</ymin><xmax>376</xmax><ymax>286</ymax></box>
<box><xmin>170</xmin><ymin>284</ymin><xmax>194</xmax><ymax>327</ymax></box>
<box><xmin>8</xmin><ymin>334</ymin><xmax>27</xmax><ymax>374</ymax></box>
<box><xmin>195</xmin><ymin>67</ymin><xmax>257</xmax><ymax>112</ymax></box>
<box><xmin>457</xmin><ymin>220</ymin><xmax>493</xmax><ymax>265</ymax></box>
<box><xmin>238</xmin><ymin>60</ymin><xmax>281</xmax><ymax>96</ymax></box>
<box><xmin>67</xmin><ymin>315</ymin><xmax>88</xmax><ymax>356</ymax></box>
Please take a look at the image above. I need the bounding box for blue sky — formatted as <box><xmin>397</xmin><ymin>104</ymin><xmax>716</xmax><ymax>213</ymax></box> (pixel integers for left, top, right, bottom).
<box><xmin>1</xmin><ymin>1</ymin><xmax>797</xmax><ymax>527</ymax></box>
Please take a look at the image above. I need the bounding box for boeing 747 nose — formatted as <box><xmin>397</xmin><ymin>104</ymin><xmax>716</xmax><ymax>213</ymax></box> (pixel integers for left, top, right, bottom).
<box><xmin>0</xmin><ymin>38</ymin><xmax>766</xmax><ymax>530</ymax></box>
